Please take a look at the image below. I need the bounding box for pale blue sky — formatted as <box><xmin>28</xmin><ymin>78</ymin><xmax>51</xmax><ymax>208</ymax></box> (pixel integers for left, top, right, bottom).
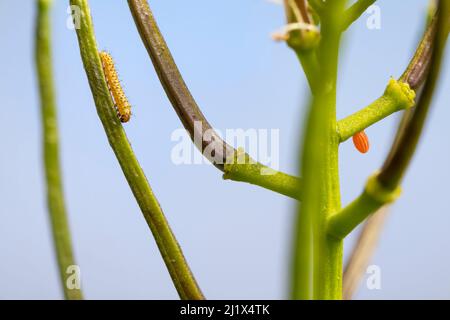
<box><xmin>0</xmin><ymin>0</ymin><xmax>449</xmax><ymax>299</ymax></box>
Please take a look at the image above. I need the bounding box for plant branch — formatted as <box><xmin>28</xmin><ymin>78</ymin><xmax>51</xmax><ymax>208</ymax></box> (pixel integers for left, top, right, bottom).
<box><xmin>336</xmin><ymin>78</ymin><xmax>416</xmax><ymax>142</ymax></box>
<box><xmin>342</xmin><ymin>13</ymin><xmax>442</xmax><ymax>298</ymax></box>
<box><xmin>378</xmin><ymin>1</ymin><xmax>450</xmax><ymax>190</ymax></box>
<box><xmin>342</xmin><ymin>0</ymin><xmax>376</xmax><ymax>31</ymax></box>
<box><xmin>127</xmin><ymin>0</ymin><xmax>301</xmax><ymax>200</ymax></box>
<box><xmin>342</xmin><ymin>90</ymin><xmax>417</xmax><ymax>299</ymax></box>
<box><xmin>223</xmin><ymin>149</ymin><xmax>301</xmax><ymax>200</ymax></box>
<box><xmin>70</xmin><ymin>0</ymin><xmax>204</xmax><ymax>300</ymax></box>
<box><xmin>337</xmin><ymin>14</ymin><xmax>443</xmax><ymax>142</ymax></box>
<box><xmin>35</xmin><ymin>0</ymin><xmax>82</xmax><ymax>300</ymax></box>
<box><xmin>327</xmin><ymin>173</ymin><xmax>401</xmax><ymax>239</ymax></box>
<box><xmin>327</xmin><ymin>0</ymin><xmax>450</xmax><ymax>240</ymax></box>
<box><xmin>284</xmin><ymin>0</ymin><xmax>321</xmax><ymax>93</ymax></box>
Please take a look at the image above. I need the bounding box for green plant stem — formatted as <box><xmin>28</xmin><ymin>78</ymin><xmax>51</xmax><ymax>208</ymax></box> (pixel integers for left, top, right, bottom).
<box><xmin>127</xmin><ymin>0</ymin><xmax>302</xmax><ymax>201</ymax></box>
<box><xmin>223</xmin><ymin>149</ymin><xmax>301</xmax><ymax>200</ymax></box>
<box><xmin>296</xmin><ymin>51</ymin><xmax>320</xmax><ymax>94</ymax></box>
<box><xmin>327</xmin><ymin>173</ymin><xmax>401</xmax><ymax>239</ymax></box>
<box><xmin>337</xmin><ymin>12</ymin><xmax>444</xmax><ymax>144</ymax></box>
<box><xmin>342</xmin><ymin>0</ymin><xmax>376</xmax><ymax>30</ymax></box>
<box><xmin>35</xmin><ymin>0</ymin><xmax>82</xmax><ymax>300</ymax></box>
<box><xmin>69</xmin><ymin>0</ymin><xmax>204</xmax><ymax>300</ymax></box>
<box><xmin>336</xmin><ymin>78</ymin><xmax>416</xmax><ymax>142</ymax></box>
<box><xmin>291</xmin><ymin>1</ymin><xmax>346</xmax><ymax>300</ymax></box>
<box><xmin>283</xmin><ymin>1</ymin><xmax>321</xmax><ymax>92</ymax></box>
<box><xmin>341</xmin><ymin>16</ymin><xmax>443</xmax><ymax>295</ymax></box>
<box><xmin>327</xmin><ymin>0</ymin><xmax>450</xmax><ymax>240</ymax></box>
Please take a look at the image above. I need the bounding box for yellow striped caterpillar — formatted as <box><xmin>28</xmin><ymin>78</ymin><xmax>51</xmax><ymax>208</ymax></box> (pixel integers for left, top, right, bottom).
<box><xmin>99</xmin><ymin>51</ymin><xmax>131</xmax><ymax>123</ymax></box>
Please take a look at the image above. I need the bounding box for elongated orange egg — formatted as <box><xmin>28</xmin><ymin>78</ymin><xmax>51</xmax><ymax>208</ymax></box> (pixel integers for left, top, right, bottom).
<box><xmin>352</xmin><ymin>131</ymin><xmax>370</xmax><ymax>154</ymax></box>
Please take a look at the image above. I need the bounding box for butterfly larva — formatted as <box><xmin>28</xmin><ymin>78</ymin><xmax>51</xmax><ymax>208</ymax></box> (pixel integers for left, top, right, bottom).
<box><xmin>99</xmin><ymin>51</ymin><xmax>131</xmax><ymax>123</ymax></box>
<box><xmin>352</xmin><ymin>131</ymin><xmax>370</xmax><ymax>154</ymax></box>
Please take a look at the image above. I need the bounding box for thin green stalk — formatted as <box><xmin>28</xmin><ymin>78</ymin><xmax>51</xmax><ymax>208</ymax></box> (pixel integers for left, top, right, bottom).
<box><xmin>327</xmin><ymin>173</ymin><xmax>401</xmax><ymax>239</ymax></box>
<box><xmin>291</xmin><ymin>1</ymin><xmax>346</xmax><ymax>300</ymax></box>
<box><xmin>284</xmin><ymin>0</ymin><xmax>321</xmax><ymax>93</ymax></box>
<box><xmin>35</xmin><ymin>0</ymin><xmax>82</xmax><ymax>300</ymax></box>
<box><xmin>337</xmin><ymin>78</ymin><xmax>416</xmax><ymax>142</ymax></box>
<box><xmin>223</xmin><ymin>149</ymin><xmax>301</xmax><ymax>200</ymax></box>
<box><xmin>342</xmin><ymin>0</ymin><xmax>376</xmax><ymax>30</ymax></box>
<box><xmin>69</xmin><ymin>0</ymin><xmax>204</xmax><ymax>300</ymax></box>
<box><xmin>127</xmin><ymin>0</ymin><xmax>301</xmax><ymax>201</ymax></box>
<box><xmin>337</xmin><ymin>13</ymin><xmax>443</xmax><ymax>144</ymax></box>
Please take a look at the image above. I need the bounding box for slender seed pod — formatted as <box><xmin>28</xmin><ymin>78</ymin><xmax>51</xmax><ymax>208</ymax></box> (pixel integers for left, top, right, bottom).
<box><xmin>352</xmin><ymin>131</ymin><xmax>370</xmax><ymax>154</ymax></box>
<box><xmin>99</xmin><ymin>51</ymin><xmax>131</xmax><ymax>123</ymax></box>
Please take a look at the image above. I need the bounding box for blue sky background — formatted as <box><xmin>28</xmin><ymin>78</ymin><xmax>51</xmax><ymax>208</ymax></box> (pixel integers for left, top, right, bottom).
<box><xmin>0</xmin><ymin>0</ymin><xmax>449</xmax><ymax>299</ymax></box>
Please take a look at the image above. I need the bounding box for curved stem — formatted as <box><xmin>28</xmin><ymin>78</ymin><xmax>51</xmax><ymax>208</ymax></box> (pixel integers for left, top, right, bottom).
<box><xmin>69</xmin><ymin>0</ymin><xmax>204</xmax><ymax>300</ymax></box>
<box><xmin>35</xmin><ymin>0</ymin><xmax>82</xmax><ymax>300</ymax></box>
<box><xmin>378</xmin><ymin>1</ymin><xmax>450</xmax><ymax>190</ymax></box>
<box><xmin>127</xmin><ymin>0</ymin><xmax>301</xmax><ymax>200</ymax></box>
<box><xmin>400</xmin><ymin>16</ymin><xmax>438</xmax><ymax>90</ymax></box>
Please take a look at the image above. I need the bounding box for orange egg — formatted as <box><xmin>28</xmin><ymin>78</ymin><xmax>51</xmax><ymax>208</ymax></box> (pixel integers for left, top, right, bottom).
<box><xmin>352</xmin><ymin>131</ymin><xmax>370</xmax><ymax>154</ymax></box>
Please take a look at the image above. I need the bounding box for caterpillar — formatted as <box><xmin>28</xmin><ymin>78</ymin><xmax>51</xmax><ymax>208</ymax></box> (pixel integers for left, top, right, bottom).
<box><xmin>99</xmin><ymin>51</ymin><xmax>131</xmax><ymax>123</ymax></box>
<box><xmin>352</xmin><ymin>131</ymin><xmax>370</xmax><ymax>154</ymax></box>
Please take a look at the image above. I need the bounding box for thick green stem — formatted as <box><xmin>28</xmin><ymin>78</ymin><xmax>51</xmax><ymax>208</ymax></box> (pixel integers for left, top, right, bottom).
<box><xmin>35</xmin><ymin>0</ymin><xmax>82</xmax><ymax>300</ymax></box>
<box><xmin>291</xmin><ymin>2</ymin><xmax>346</xmax><ymax>300</ymax></box>
<box><xmin>70</xmin><ymin>0</ymin><xmax>204</xmax><ymax>300</ymax></box>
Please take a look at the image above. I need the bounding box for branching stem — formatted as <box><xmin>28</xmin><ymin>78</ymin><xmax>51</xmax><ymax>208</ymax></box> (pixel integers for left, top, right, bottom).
<box><xmin>337</xmin><ymin>79</ymin><xmax>416</xmax><ymax>142</ymax></box>
<box><xmin>328</xmin><ymin>0</ymin><xmax>450</xmax><ymax>240</ymax></box>
<box><xmin>127</xmin><ymin>0</ymin><xmax>301</xmax><ymax>200</ymax></box>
